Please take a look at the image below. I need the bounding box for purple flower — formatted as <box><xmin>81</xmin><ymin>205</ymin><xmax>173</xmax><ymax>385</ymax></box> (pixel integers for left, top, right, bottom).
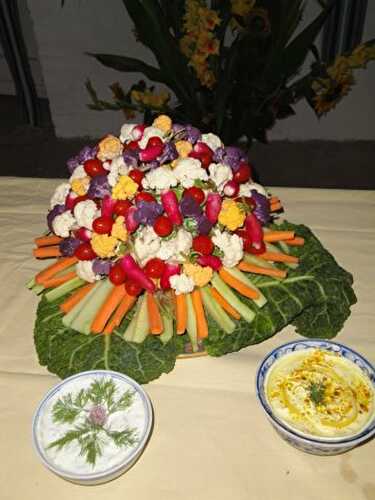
<box><xmin>134</xmin><ymin>201</ymin><xmax>163</xmax><ymax>225</ymax></box>
<box><xmin>180</xmin><ymin>196</ymin><xmax>202</xmax><ymax>218</ymax></box>
<box><xmin>196</xmin><ymin>214</ymin><xmax>213</xmax><ymax>235</ymax></box>
<box><xmin>47</xmin><ymin>204</ymin><xmax>66</xmax><ymax>232</ymax></box>
<box><xmin>87</xmin><ymin>175</ymin><xmax>110</xmax><ymax>199</ymax></box>
<box><xmin>251</xmin><ymin>190</ymin><xmax>271</xmax><ymax>225</ymax></box>
<box><xmin>89</xmin><ymin>405</ymin><xmax>107</xmax><ymax>426</ymax></box>
<box><xmin>92</xmin><ymin>259</ymin><xmax>112</xmax><ymax>275</ymax></box>
<box><xmin>59</xmin><ymin>237</ymin><xmax>80</xmax><ymax>257</ymax></box>
<box><xmin>123</xmin><ymin>149</ymin><xmax>139</xmax><ymax>168</ymax></box>
<box><xmin>78</xmin><ymin>145</ymin><xmax>97</xmax><ymax>164</ymax></box>
<box><xmin>159</xmin><ymin>142</ymin><xmax>178</xmax><ymax>164</ymax></box>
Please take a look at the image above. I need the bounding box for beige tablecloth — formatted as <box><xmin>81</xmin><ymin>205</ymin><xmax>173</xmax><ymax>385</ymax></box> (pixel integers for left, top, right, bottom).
<box><xmin>0</xmin><ymin>177</ymin><xmax>374</xmax><ymax>500</ymax></box>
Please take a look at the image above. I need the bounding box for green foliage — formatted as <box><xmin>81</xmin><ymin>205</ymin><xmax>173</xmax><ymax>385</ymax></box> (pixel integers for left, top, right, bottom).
<box><xmin>34</xmin><ymin>222</ymin><xmax>356</xmax><ymax>384</ymax></box>
<box><xmin>309</xmin><ymin>381</ymin><xmax>326</xmax><ymax>405</ymax></box>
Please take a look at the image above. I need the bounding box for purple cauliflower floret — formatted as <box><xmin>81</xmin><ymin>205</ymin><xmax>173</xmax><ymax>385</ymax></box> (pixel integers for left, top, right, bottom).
<box><xmin>213</xmin><ymin>147</ymin><xmax>226</xmax><ymax>163</ymax></box>
<box><xmin>66</xmin><ymin>156</ymin><xmax>80</xmax><ymax>174</ymax></box>
<box><xmin>139</xmin><ymin>160</ymin><xmax>160</xmax><ymax>172</ymax></box>
<box><xmin>47</xmin><ymin>204</ymin><xmax>66</xmax><ymax>232</ymax></box>
<box><xmin>251</xmin><ymin>190</ymin><xmax>271</xmax><ymax>225</ymax></box>
<box><xmin>217</xmin><ymin>146</ymin><xmax>247</xmax><ymax>172</ymax></box>
<box><xmin>78</xmin><ymin>145</ymin><xmax>97</xmax><ymax>164</ymax></box>
<box><xmin>92</xmin><ymin>259</ymin><xmax>112</xmax><ymax>275</ymax></box>
<box><xmin>180</xmin><ymin>196</ymin><xmax>202</xmax><ymax>218</ymax></box>
<box><xmin>123</xmin><ymin>149</ymin><xmax>139</xmax><ymax>168</ymax></box>
<box><xmin>196</xmin><ymin>214</ymin><xmax>213</xmax><ymax>235</ymax></box>
<box><xmin>159</xmin><ymin>142</ymin><xmax>178</xmax><ymax>164</ymax></box>
<box><xmin>134</xmin><ymin>201</ymin><xmax>163</xmax><ymax>225</ymax></box>
<box><xmin>59</xmin><ymin>237</ymin><xmax>81</xmax><ymax>257</ymax></box>
<box><xmin>185</xmin><ymin>124</ymin><xmax>201</xmax><ymax>144</ymax></box>
<box><xmin>87</xmin><ymin>175</ymin><xmax>110</xmax><ymax>199</ymax></box>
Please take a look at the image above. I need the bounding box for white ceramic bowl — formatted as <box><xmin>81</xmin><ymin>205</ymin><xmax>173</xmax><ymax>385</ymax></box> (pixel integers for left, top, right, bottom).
<box><xmin>32</xmin><ymin>370</ymin><xmax>153</xmax><ymax>485</ymax></box>
<box><xmin>256</xmin><ymin>340</ymin><xmax>375</xmax><ymax>455</ymax></box>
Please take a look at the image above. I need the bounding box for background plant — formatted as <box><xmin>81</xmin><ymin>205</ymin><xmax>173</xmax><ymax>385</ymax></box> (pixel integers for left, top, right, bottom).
<box><xmin>84</xmin><ymin>0</ymin><xmax>375</xmax><ymax>147</ymax></box>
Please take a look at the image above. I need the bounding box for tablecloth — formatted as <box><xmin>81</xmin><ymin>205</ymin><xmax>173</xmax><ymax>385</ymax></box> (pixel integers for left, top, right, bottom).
<box><xmin>0</xmin><ymin>177</ymin><xmax>374</xmax><ymax>500</ymax></box>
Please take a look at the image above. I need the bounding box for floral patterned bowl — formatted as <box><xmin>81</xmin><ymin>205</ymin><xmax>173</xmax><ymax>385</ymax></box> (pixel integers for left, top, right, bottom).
<box><xmin>256</xmin><ymin>340</ymin><xmax>375</xmax><ymax>455</ymax></box>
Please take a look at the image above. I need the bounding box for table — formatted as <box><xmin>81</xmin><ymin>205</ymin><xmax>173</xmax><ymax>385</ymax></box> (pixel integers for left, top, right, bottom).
<box><xmin>0</xmin><ymin>177</ymin><xmax>374</xmax><ymax>500</ymax></box>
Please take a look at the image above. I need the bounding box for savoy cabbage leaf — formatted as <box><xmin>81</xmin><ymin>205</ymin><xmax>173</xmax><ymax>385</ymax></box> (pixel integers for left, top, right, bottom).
<box><xmin>34</xmin><ymin>222</ymin><xmax>356</xmax><ymax>383</ymax></box>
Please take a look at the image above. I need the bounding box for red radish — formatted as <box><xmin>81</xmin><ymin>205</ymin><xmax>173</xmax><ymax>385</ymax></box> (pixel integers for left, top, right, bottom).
<box><xmin>120</xmin><ymin>255</ymin><xmax>155</xmax><ymax>293</ymax></box>
<box><xmin>101</xmin><ymin>195</ymin><xmax>116</xmax><ymax>217</ymax></box>
<box><xmin>132</xmin><ymin>124</ymin><xmax>146</xmax><ymax>141</ymax></box>
<box><xmin>139</xmin><ymin>145</ymin><xmax>163</xmax><ymax>162</ymax></box>
<box><xmin>205</xmin><ymin>193</ymin><xmax>222</xmax><ymax>223</ymax></box>
<box><xmin>93</xmin><ymin>216</ymin><xmax>113</xmax><ymax>234</ymax></box>
<box><xmin>109</xmin><ymin>264</ymin><xmax>127</xmax><ymax>285</ymax></box>
<box><xmin>127</xmin><ymin>140</ymin><xmax>139</xmax><ymax>150</ymax></box>
<box><xmin>129</xmin><ymin>169</ymin><xmax>144</xmax><ymax>186</ymax></box>
<box><xmin>65</xmin><ymin>192</ymin><xmax>78</xmax><ymax>210</ymax></box>
<box><xmin>245</xmin><ymin>213</ymin><xmax>263</xmax><ymax>250</ymax></box>
<box><xmin>244</xmin><ymin>238</ymin><xmax>266</xmax><ymax>254</ymax></box>
<box><xmin>71</xmin><ymin>195</ymin><xmax>89</xmax><ymax>209</ymax></box>
<box><xmin>161</xmin><ymin>191</ymin><xmax>183</xmax><ymax>225</ymax></box>
<box><xmin>146</xmin><ymin>136</ymin><xmax>163</xmax><ymax>148</ymax></box>
<box><xmin>114</xmin><ymin>200</ymin><xmax>132</xmax><ymax>216</ymax></box>
<box><xmin>194</xmin><ymin>142</ymin><xmax>213</xmax><ymax>155</ymax></box>
<box><xmin>188</xmin><ymin>150</ymin><xmax>212</xmax><ymax>168</ymax></box>
<box><xmin>124</xmin><ymin>206</ymin><xmax>139</xmax><ymax>233</ymax></box>
<box><xmin>223</xmin><ymin>180</ymin><xmax>240</xmax><ymax>197</ymax></box>
<box><xmin>74</xmin><ymin>242</ymin><xmax>96</xmax><ymax>261</ymax></box>
<box><xmin>192</xmin><ymin>235</ymin><xmax>213</xmax><ymax>255</ymax></box>
<box><xmin>183</xmin><ymin>187</ymin><xmax>205</xmax><ymax>204</ymax></box>
<box><xmin>160</xmin><ymin>263</ymin><xmax>181</xmax><ymax>290</ymax></box>
<box><xmin>135</xmin><ymin>192</ymin><xmax>156</xmax><ymax>203</ymax></box>
<box><xmin>234</xmin><ymin>162</ymin><xmax>252</xmax><ymax>184</ymax></box>
<box><xmin>75</xmin><ymin>227</ymin><xmax>92</xmax><ymax>242</ymax></box>
<box><xmin>84</xmin><ymin>159</ymin><xmax>106</xmax><ymax>177</ymax></box>
<box><xmin>144</xmin><ymin>258</ymin><xmax>165</xmax><ymax>279</ymax></box>
<box><xmin>197</xmin><ymin>255</ymin><xmax>222</xmax><ymax>271</ymax></box>
<box><xmin>154</xmin><ymin>216</ymin><xmax>173</xmax><ymax>237</ymax></box>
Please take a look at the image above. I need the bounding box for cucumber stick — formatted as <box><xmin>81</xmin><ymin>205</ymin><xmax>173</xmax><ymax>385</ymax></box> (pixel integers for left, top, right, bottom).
<box><xmin>243</xmin><ymin>252</ymin><xmax>275</xmax><ymax>269</ymax></box>
<box><xmin>132</xmin><ymin>294</ymin><xmax>150</xmax><ymax>343</ymax></box>
<box><xmin>123</xmin><ymin>300</ymin><xmax>141</xmax><ymax>341</ymax></box>
<box><xmin>211</xmin><ymin>274</ymin><xmax>255</xmax><ymax>323</ymax></box>
<box><xmin>185</xmin><ymin>293</ymin><xmax>198</xmax><ymax>352</ymax></box>
<box><xmin>201</xmin><ymin>287</ymin><xmax>235</xmax><ymax>334</ymax></box>
<box><xmin>223</xmin><ymin>267</ymin><xmax>267</xmax><ymax>308</ymax></box>
<box><xmin>62</xmin><ymin>280</ymin><xmax>103</xmax><ymax>328</ymax></box>
<box><xmin>45</xmin><ymin>277</ymin><xmax>85</xmax><ymax>302</ymax></box>
<box><xmin>159</xmin><ymin>311</ymin><xmax>173</xmax><ymax>344</ymax></box>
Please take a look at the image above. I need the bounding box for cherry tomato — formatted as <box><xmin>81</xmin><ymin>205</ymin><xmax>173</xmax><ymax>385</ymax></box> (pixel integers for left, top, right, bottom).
<box><xmin>153</xmin><ymin>216</ymin><xmax>173</xmax><ymax>237</ymax></box>
<box><xmin>129</xmin><ymin>169</ymin><xmax>144</xmax><ymax>186</ymax></box>
<box><xmin>125</xmin><ymin>280</ymin><xmax>142</xmax><ymax>296</ymax></box>
<box><xmin>127</xmin><ymin>140</ymin><xmax>139</xmax><ymax>150</ymax></box>
<box><xmin>146</xmin><ymin>136</ymin><xmax>163</xmax><ymax>148</ymax></box>
<box><xmin>144</xmin><ymin>258</ymin><xmax>165</xmax><ymax>279</ymax></box>
<box><xmin>135</xmin><ymin>192</ymin><xmax>156</xmax><ymax>203</ymax></box>
<box><xmin>183</xmin><ymin>187</ymin><xmax>205</xmax><ymax>205</ymax></box>
<box><xmin>192</xmin><ymin>235</ymin><xmax>214</xmax><ymax>255</ymax></box>
<box><xmin>83</xmin><ymin>158</ymin><xmax>106</xmax><ymax>177</ymax></box>
<box><xmin>114</xmin><ymin>200</ymin><xmax>132</xmax><ymax>216</ymax></box>
<box><xmin>234</xmin><ymin>162</ymin><xmax>252</xmax><ymax>184</ymax></box>
<box><xmin>92</xmin><ymin>216</ymin><xmax>113</xmax><ymax>234</ymax></box>
<box><xmin>109</xmin><ymin>264</ymin><xmax>127</xmax><ymax>285</ymax></box>
<box><xmin>74</xmin><ymin>242</ymin><xmax>96</xmax><ymax>261</ymax></box>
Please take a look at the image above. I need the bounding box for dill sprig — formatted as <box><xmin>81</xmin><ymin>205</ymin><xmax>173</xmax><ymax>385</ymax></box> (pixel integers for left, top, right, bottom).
<box><xmin>309</xmin><ymin>381</ymin><xmax>326</xmax><ymax>406</ymax></box>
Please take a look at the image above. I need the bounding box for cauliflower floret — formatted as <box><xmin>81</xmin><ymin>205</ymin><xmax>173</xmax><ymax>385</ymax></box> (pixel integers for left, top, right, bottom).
<box><xmin>69</xmin><ymin>164</ymin><xmax>86</xmax><ymax>182</ymax></box>
<box><xmin>239</xmin><ymin>182</ymin><xmax>268</xmax><ymax>198</ymax></box>
<box><xmin>157</xmin><ymin>228</ymin><xmax>192</xmax><ymax>263</ymax></box>
<box><xmin>52</xmin><ymin>211</ymin><xmax>76</xmax><ymax>238</ymax></box>
<box><xmin>142</xmin><ymin>166</ymin><xmax>178</xmax><ymax>192</ymax></box>
<box><xmin>138</xmin><ymin>126</ymin><xmax>166</xmax><ymax>149</ymax></box>
<box><xmin>76</xmin><ymin>261</ymin><xmax>100</xmax><ymax>283</ymax></box>
<box><xmin>50</xmin><ymin>182</ymin><xmax>70</xmax><ymax>209</ymax></box>
<box><xmin>170</xmin><ymin>273</ymin><xmax>195</xmax><ymax>295</ymax></box>
<box><xmin>173</xmin><ymin>158</ymin><xmax>208</xmax><ymax>188</ymax></box>
<box><xmin>119</xmin><ymin>123</ymin><xmax>137</xmax><ymax>143</ymax></box>
<box><xmin>91</xmin><ymin>233</ymin><xmax>118</xmax><ymax>258</ymax></box>
<box><xmin>200</xmin><ymin>132</ymin><xmax>222</xmax><ymax>151</ymax></box>
<box><xmin>108</xmin><ymin>155</ymin><xmax>130</xmax><ymax>187</ymax></box>
<box><xmin>208</xmin><ymin>163</ymin><xmax>233</xmax><ymax>192</ymax></box>
<box><xmin>212</xmin><ymin>228</ymin><xmax>243</xmax><ymax>268</ymax></box>
<box><xmin>74</xmin><ymin>200</ymin><xmax>99</xmax><ymax>230</ymax></box>
<box><xmin>134</xmin><ymin>226</ymin><xmax>161</xmax><ymax>265</ymax></box>
<box><xmin>184</xmin><ymin>262</ymin><xmax>212</xmax><ymax>287</ymax></box>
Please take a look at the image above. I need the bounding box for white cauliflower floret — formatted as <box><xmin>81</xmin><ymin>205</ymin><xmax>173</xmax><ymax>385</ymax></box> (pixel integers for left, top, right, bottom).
<box><xmin>212</xmin><ymin>229</ymin><xmax>243</xmax><ymax>268</ymax></box>
<box><xmin>239</xmin><ymin>182</ymin><xmax>267</xmax><ymax>198</ymax></box>
<box><xmin>74</xmin><ymin>200</ymin><xmax>99</xmax><ymax>230</ymax></box>
<box><xmin>138</xmin><ymin>126</ymin><xmax>166</xmax><ymax>149</ymax></box>
<box><xmin>69</xmin><ymin>165</ymin><xmax>86</xmax><ymax>182</ymax></box>
<box><xmin>50</xmin><ymin>182</ymin><xmax>70</xmax><ymax>209</ymax></box>
<box><xmin>76</xmin><ymin>261</ymin><xmax>100</xmax><ymax>283</ymax></box>
<box><xmin>173</xmin><ymin>158</ymin><xmax>208</xmax><ymax>188</ymax></box>
<box><xmin>157</xmin><ymin>228</ymin><xmax>192</xmax><ymax>263</ymax></box>
<box><xmin>208</xmin><ymin>163</ymin><xmax>232</xmax><ymax>192</ymax></box>
<box><xmin>134</xmin><ymin>226</ymin><xmax>161</xmax><ymax>265</ymax></box>
<box><xmin>170</xmin><ymin>273</ymin><xmax>195</xmax><ymax>295</ymax></box>
<box><xmin>108</xmin><ymin>155</ymin><xmax>129</xmax><ymax>187</ymax></box>
<box><xmin>52</xmin><ymin>211</ymin><xmax>76</xmax><ymax>238</ymax></box>
<box><xmin>119</xmin><ymin>123</ymin><xmax>137</xmax><ymax>143</ymax></box>
<box><xmin>142</xmin><ymin>166</ymin><xmax>178</xmax><ymax>191</ymax></box>
<box><xmin>200</xmin><ymin>132</ymin><xmax>222</xmax><ymax>151</ymax></box>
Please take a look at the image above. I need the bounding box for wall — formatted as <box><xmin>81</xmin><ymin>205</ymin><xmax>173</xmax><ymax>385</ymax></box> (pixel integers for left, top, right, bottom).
<box><xmin>27</xmin><ymin>0</ymin><xmax>375</xmax><ymax>140</ymax></box>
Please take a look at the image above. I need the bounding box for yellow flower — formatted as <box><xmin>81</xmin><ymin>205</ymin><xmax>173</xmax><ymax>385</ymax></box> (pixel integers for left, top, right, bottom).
<box><xmin>97</xmin><ymin>135</ymin><xmax>123</xmax><ymax>161</ymax></box>
<box><xmin>218</xmin><ymin>199</ymin><xmax>246</xmax><ymax>231</ymax></box>
<box><xmin>312</xmin><ymin>68</ymin><xmax>354</xmax><ymax>117</ymax></box>
<box><xmin>198</xmin><ymin>7</ymin><xmax>220</xmax><ymax>30</ymax></box>
<box><xmin>231</xmin><ymin>0</ymin><xmax>255</xmax><ymax>17</ymax></box>
<box><xmin>71</xmin><ymin>176</ymin><xmax>90</xmax><ymax>196</ymax></box>
<box><xmin>131</xmin><ymin>89</ymin><xmax>170</xmax><ymax>110</ymax></box>
<box><xmin>153</xmin><ymin>114</ymin><xmax>172</xmax><ymax>133</ymax></box>
<box><xmin>184</xmin><ymin>262</ymin><xmax>213</xmax><ymax>287</ymax></box>
<box><xmin>91</xmin><ymin>233</ymin><xmax>118</xmax><ymax>258</ymax></box>
<box><xmin>112</xmin><ymin>175</ymin><xmax>138</xmax><ymax>200</ymax></box>
<box><xmin>111</xmin><ymin>216</ymin><xmax>128</xmax><ymax>242</ymax></box>
<box><xmin>175</xmin><ymin>140</ymin><xmax>193</xmax><ymax>158</ymax></box>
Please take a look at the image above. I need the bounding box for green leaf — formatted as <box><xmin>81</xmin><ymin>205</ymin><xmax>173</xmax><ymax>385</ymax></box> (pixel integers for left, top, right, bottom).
<box><xmin>104</xmin><ymin>428</ymin><xmax>138</xmax><ymax>448</ymax></box>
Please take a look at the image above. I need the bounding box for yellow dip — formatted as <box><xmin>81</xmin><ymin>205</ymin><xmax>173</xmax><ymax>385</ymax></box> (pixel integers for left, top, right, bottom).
<box><xmin>265</xmin><ymin>349</ymin><xmax>374</xmax><ymax>438</ymax></box>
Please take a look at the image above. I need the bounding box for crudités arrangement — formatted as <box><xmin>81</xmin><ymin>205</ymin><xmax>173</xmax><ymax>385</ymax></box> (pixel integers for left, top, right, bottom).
<box><xmin>28</xmin><ymin>115</ymin><xmax>357</xmax><ymax>384</ymax></box>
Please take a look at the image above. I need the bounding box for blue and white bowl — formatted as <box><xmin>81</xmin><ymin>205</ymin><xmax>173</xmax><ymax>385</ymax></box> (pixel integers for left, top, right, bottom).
<box><xmin>256</xmin><ymin>340</ymin><xmax>375</xmax><ymax>455</ymax></box>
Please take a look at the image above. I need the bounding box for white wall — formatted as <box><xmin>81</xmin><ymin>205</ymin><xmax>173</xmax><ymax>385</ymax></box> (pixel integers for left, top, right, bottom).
<box><xmin>27</xmin><ymin>0</ymin><xmax>375</xmax><ymax>140</ymax></box>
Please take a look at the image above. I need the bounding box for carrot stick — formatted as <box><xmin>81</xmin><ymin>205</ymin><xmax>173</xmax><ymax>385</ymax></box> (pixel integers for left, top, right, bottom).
<box><xmin>238</xmin><ymin>261</ymin><xmax>287</xmax><ymax>279</ymax></box>
<box><xmin>147</xmin><ymin>293</ymin><xmax>164</xmax><ymax>335</ymax></box>
<box><xmin>284</xmin><ymin>236</ymin><xmax>305</xmax><ymax>246</ymax></box>
<box><xmin>35</xmin><ymin>256</ymin><xmax>78</xmax><ymax>285</ymax></box>
<box><xmin>191</xmin><ymin>289</ymin><xmax>208</xmax><ymax>339</ymax></box>
<box><xmin>33</xmin><ymin>246</ymin><xmax>62</xmax><ymax>259</ymax></box>
<box><xmin>34</xmin><ymin>235</ymin><xmax>63</xmax><ymax>247</ymax></box>
<box><xmin>42</xmin><ymin>271</ymin><xmax>77</xmax><ymax>289</ymax></box>
<box><xmin>259</xmin><ymin>251</ymin><xmax>299</xmax><ymax>264</ymax></box>
<box><xmin>175</xmin><ymin>292</ymin><xmax>187</xmax><ymax>335</ymax></box>
<box><xmin>60</xmin><ymin>283</ymin><xmax>95</xmax><ymax>313</ymax></box>
<box><xmin>269</xmin><ymin>196</ymin><xmax>280</xmax><ymax>205</ymax></box>
<box><xmin>210</xmin><ymin>287</ymin><xmax>240</xmax><ymax>320</ymax></box>
<box><xmin>270</xmin><ymin>202</ymin><xmax>283</xmax><ymax>212</ymax></box>
<box><xmin>103</xmin><ymin>293</ymin><xmax>136</xmax><ymax>335</ymax></box>
<box><xmin>263</xmin><ymin>231</ymin><xmax>295</xmax><ymax>243</ymax></box>
<box><xmin>91</xmin><ymin>285</ymin><xmax>126</xmax><ymax>334</ymax></box>
<box><xmin>219</xmin><ymin>269</ymin><xmax>260</xmax><ymax>299</ymax></box>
